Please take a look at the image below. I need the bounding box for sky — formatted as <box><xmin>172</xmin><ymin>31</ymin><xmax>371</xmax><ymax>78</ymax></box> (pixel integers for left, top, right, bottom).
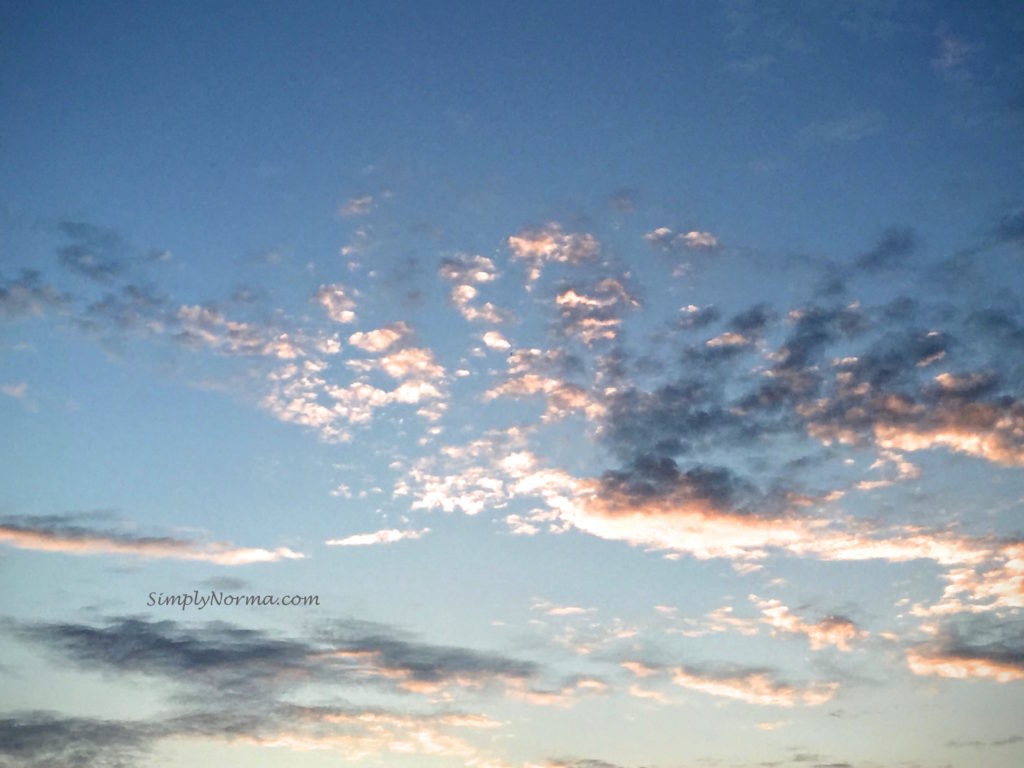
<box><xmin>1</xmin><ymin>2</ymin><xmax>1023</xmax><ymax>767</ymax></box>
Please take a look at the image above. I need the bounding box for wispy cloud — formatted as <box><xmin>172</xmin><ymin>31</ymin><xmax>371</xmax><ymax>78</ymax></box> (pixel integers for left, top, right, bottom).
<box><xmin>0</xmin><ymin>270</ymin><xmax>68</xmax><ymax>320</ymax></box>
<box><xmin>802</xmin><ymin>110</ymin><xmax>886</xmax><ymax>143</ymax></box>
<box><xmin>55</xmin><ymin>221</ymin><xmax>125</xmax><ymax>282</ymax></box>
<box><xmin>0</xmin><ymin>515</ymin><xmax>304</xmax><ymax>565</ymax></box>
<box><xmin>339</xmin><ymin>195</ymin><xmax>374</xmax><ymax>216</ymax></box>
<box><xmin>325</xmin><ymin>528</ymin><xmax>429</xmax><ymax>547</ymax></box>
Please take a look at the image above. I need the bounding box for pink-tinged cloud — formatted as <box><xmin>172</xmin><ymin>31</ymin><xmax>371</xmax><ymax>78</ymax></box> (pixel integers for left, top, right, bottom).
<box><xmin>367</xmin><ymin>347</ymin><xmax>446</xmax><ymax>380</ymax></box>
<box><xmin>2</xmin><ymin>382</ymin><xmax>27</xmax><ymax>399</ymax></box>
<box><xmin>400</xmin><ymin>438</ymin><xmax>998</xmax><ymax>576</ymax></box>
<box><xmin>671</xmin><ymin>666</ymin><xmax>838</xmax><ymax>707</ymax></box>
<box><xmin>750</xmin><ymin>595</ymin><xmax>867</xmax><ymax>651</ymax></box>
<box><xmin>261</xmin><ymin>360</ymin><xmax>353</xmax><ymax>443</ymax></box>
<box><xmin>439</xmin><ymin>255</ymin><xmax>508</xmax><ymax>324</ymax></box>
<box><xmin>0</xmin><ymin>520</ymin><xmax>304</xmax><ymax>565</ymax></box>
<box><xmin>239</xmin><ymin>706</ymin><xmax>502</xmax><ymax>761</ymax></box>
<box><xmin>507</xmin><ymin>223</ymin><xmax>599</xmax><ymax>283</ymax></box>
<box><xmin>671</xmin><ymin>606</ymin><xmax>760</xmax><ymax>638</ymax></box>
<box><xmin>912</xmin><ymin>542</ymin><xmax>1024</xmax><ymax>616</ymax></box>
<box><xmin>505</xmin><ymin>676</ymin><xmax>608</xmax><ymax>708</ymax></box>
<box><xmin>348</xmin><ymin>322</ymin><xmax>411</xmax><ymax>352</ymax></box>
<box><xmin>555</xmin><ymin>278</ymin><xmax>639</xmax><ymax>345</ymax></box>
<box><xmin>315</xmin><ymin>284</ymin><xmax>357</xmax><ymax>324</ymax></box>
<box><xmin>906</xmin><ymin>650</ymin><xmax>1024</xmax><ymax>683</ymax></box>
<box><xmin>873</xmin><ymin>403</ymin><xmax>1024</xmax><ymax>466</ymax></box>
<box><xmin>482</xmin><ymin>331</ymin><xmax>511</xmax><ymax>350</ymax></box>
<box><xmin>484</xmin><ymin>349</ymin><xmax>605</xmax><ymax>421</ymax></box>
<box><xmin>326</xmin><ymin>528</ymin><xmax>430</xmax><ymax>547</ymax></box>
<box><xmin>706</xmin><ymin>331</ymin><xmax>749</xmax><ymax>348</ymax></box>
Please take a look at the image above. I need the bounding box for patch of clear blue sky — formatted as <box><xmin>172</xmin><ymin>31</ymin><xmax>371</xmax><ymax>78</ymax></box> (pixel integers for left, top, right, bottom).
<box><xmin>3</xmin><ymin>1</ymin><xmax>1020</xmax><ymax>271</ymax></box>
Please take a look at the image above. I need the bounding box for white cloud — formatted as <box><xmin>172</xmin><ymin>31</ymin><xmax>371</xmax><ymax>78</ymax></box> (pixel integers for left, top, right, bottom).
<box><xmin>326</xmin><ymin>528</ymin><xmax>430</xmax><ymax>547</ymax></box>
<box><xmin>316</xmin><ymin>284</ymin><xmax>357</xmax><ymax>324</ymax></box>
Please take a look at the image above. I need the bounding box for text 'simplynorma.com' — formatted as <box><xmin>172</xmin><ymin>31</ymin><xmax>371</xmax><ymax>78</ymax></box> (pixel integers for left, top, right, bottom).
<box><xmin>148</xmin><ymin>591</ymin><xmax>320</xmax><ymax>610</ymax></box>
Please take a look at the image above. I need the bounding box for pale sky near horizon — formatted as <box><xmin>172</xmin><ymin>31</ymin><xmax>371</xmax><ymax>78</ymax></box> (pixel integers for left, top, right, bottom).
<box><xmin>2</xmin><ymin>2</ymin><xmax>1024</xmax><ymax>767</ymax></box>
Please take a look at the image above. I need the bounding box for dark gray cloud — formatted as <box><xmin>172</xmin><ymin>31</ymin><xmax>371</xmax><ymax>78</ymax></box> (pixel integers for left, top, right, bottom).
<box><xmin>609</xmin><ymin>189</ymin><xmax>637</xmax><ymax>212</ymax></box>
<box><xmin>601</xmin><ymin>458</ymin><xmax>755</xmax><ymax>511</ymax></box>
<box><xmin>320</xmin><ymin>619</ymin><xmax>540</xmax><ymax>685</ymax></box>
<box><xmin>0</xmin><ymin>702</ymin><xmax>498</xmax><ymax>768</ymax></box>
<box><xmin>18</xmin><ymin>617</ymin><xmax>309</xmax><ymax>690</ymax></box>
<box><xmin>924</xmin><ymin>617</ymin><xmax>1024</xmax><ymax>672</ymax></box>
<box><xmin>0</xmin><ymin>711</ymin><xmax>156</xmax><ymax>768</ymax></box>
<box><xmin>56</xmin><ymin>221</ymin><xmax>125</xmax><ymax>282</ymax></box>
<box><xmin>2</xmin><ymin>615</ymin><xmax>558</xmax><ymax>764</ymax></box>
<box><xmin>0</xmin><ymin>270</ymin><xmax>68</xmax><ymax>320</ymax></box>
<box><xmin>675</xmin><ymin>304</ymin><xmax>721</xmax><ymax>331</ymax></box>
<box><xmin>947</xmin><ymin>735</ymin><xmax>1024</xmax><ymax>749</ymax></box>
<box><xmin>15</xmin><ymin>615</ymin><xmax>541</xmax><ymax>697</ymax></box>
<box><xmin>855</xmin><ymin>227</ymin><xmax>917</xmax><ymax>272</ymax></box>
<box><xmin>548</xmin><ymin>760</ymin><xmax>634</xmax><ymax>768</ymax></box>
<box><xmin>604</xmin><ymin>378</ymin><xmax>747</xmax><ymax>460</ymax></box>
<box><xmin>80</xmin><ymin>284</ymin><xmax>170</xmax><ymax>335</ymax></box>
<box><xmin>991</xmin><ymin>207</ymin><xmax>1024</xmax><ymax>246</ymax></box>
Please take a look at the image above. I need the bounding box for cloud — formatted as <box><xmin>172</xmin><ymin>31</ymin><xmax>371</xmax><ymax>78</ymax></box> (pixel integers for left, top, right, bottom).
<box><xmin>0</xmin><ymin>515</ymin><xmax>304</xmax><ymax>565</ymax></box>
<box><xmin>990</xmin><ymin>207</ymin><xmax>1024</xmax><ymax>247</ymax></box>
<box><xmin>354</xmin><ymin>346</ymin><xmax>447</xmax><ymax>380</ymax></box>
<box><xmin>0</xmin><ymin>705</ymin><xmax>505</xmax><ymax>768</ymax></box>
<box><xmin>749</xmin><ymin>596</ymin><xmax>867</xmax><ymax>651</ymax></box>
<box><xmin>482</xmin><ymin>330</ymin><xmax>511</xmax><ymax>350</ymax></box>
<box><xmin>508</xmin><ymin>223</ymin><xmax>600</xmax><ymax>283</ymax></box>
<box><xmin>676</xmin><ymin>304</ymin><xmax>721</xmax><ymax>330</ymax></box>
<box><xmin>913</xmin><ymin>541</ymin><xmax>1024</xmax><ymax>615</ymax></box>
<box><xmin>174</xmin><ymin>305</ymin><xmax>303</xmax><ymax>359</ymax></box>
<box><xmin>555</xmin><ymin>277</ymin><xmax>640</xmax><ymax>346</ymax></box>
<box><xmin>261</xmin><ymin>343</ymin><xmax>447</xmax><ymax>443</ymax></box>
<box><xmin>0</xmin><ymin>711</ymin><xmax>157</xmax><ymax>768</ymax></box>
<box><xmin>339</xmin><ymin>195</ymin><xmax>374</xmax><ymax>216</ymax></box>
<box><xmin>545</xmin><ymin>759</ymin><xmax>632</xmax><ymax>768</ymax></box>
<box><xmin>906</xmin><ymin>618</ymin><xmax>1024</xmax><ymax>682</ymax></box>
<box><xmin>669</xmin><ymin>665</ymin><xmax>838</xmax><ymax>707</ymax></box>
<box><xmin>1</xmin><ymin>382</ymin><xmax>27</xmax><ymax>399</ymax></box>
<box><xmin>347</xmin><ymin>321</ymin><xmax>411</xmax><ymax>352</ymax></box>
<box><xmin>644</xmin><ymin>228</ymin><xmax>719</xmax><ymax>251</ymax></box>
<box><xmin>13</xmin><ymin>614</ymin><xmax>558</xmax><ymax>708</ymax></box>
<box><xmin>315</xmin><ymin>284</ymin><xmax>357</xmax><ymax>324</ymax></box>
<box><xmin>439</xmin><ymin>254</ymin><xmax>508</xmax><ymax>324</ymax></box>
<box><xmin>484</xmin><ymin>349</ymin><xmax>604</xmax><ymax>422</ymax></box>
<box><xmin>55</xmin><ymin>221</ymin><xmax>124</xmax><ymax>282</ymax></box>
<box><xmin>0</xmin><ymin>270</ymin><xmax>68</xmax><ymax>320</ymax></box>
<box><xmin>934</xmin><ymin>33</ymin><xmax>973</xmax><ymax>71</ymax></box>
<box><xmin>326</xmin><ymin>528</ymin><xmax>430</xmax><ymax>547</ymax></box>
<box><xmin>802</xmin><ymin>110</ymin><xmax>886</xmax><ymax>143</ymax></box>
<box><xmin>855</xmin><ymin>227</ymin><xmax>917</xmax><ymax>271</ymax></box>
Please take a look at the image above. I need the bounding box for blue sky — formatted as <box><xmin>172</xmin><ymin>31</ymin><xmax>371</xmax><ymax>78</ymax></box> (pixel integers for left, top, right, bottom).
<box><xmin>2</xmin><ymin>2</ymin><xmax>1024</xmax><ymax>767</ymax></box>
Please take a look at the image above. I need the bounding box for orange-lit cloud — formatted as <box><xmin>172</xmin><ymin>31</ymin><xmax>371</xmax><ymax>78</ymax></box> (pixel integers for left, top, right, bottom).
<box><xmin>508</xmin><ymin>223</ymin><xmax>599</xmax><ymax>283</ymax></box>
<box><xmin>0</xmin><ymin>520</ymin><xmax>303</xmax><ymax>565</ymax></box>
<box><xmin>750</xmin><ymin>595</ymin><xmax>867</xmax><ymax>651</ymax></box>
<box><xmin>671</xmin><ymin>666</ymin><xmax>838</xmax><ymax>706</ymax></box>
